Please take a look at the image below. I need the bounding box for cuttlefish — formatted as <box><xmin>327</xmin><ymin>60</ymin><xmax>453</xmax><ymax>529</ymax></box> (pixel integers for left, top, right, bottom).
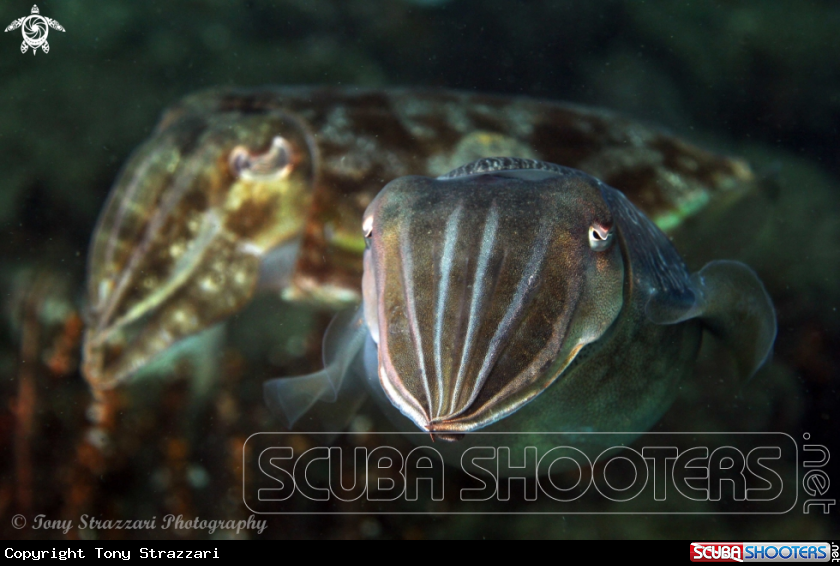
<box><xmin>82</xmin><ymin>87</ymin><xmax>759</xmax><ymax>392</ymax></box>
<box><xmin>265</xmin><ymin>157</ymin><xmax>776</xmax><ymax>448</ymax></box>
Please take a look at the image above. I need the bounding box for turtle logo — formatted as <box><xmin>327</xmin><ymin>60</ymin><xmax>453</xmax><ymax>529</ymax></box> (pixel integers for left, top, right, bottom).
<box><xmin>4</xmin><ymin>5</ymin><xmax>65</xmax><ymax>55</ymax></box>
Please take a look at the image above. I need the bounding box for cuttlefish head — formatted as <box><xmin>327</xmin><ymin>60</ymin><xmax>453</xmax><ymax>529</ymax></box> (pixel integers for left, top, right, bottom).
<box><xmin>361</xmin><ymin>158</ymin><xmax>625</xmax><ymax>436</ymax></box>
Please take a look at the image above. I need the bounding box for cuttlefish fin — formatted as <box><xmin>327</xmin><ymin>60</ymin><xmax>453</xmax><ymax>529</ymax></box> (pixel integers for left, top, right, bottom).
<box><xmin>647</xmin><ymin>259</ymin><xmax>776</xmax><ymax>381</ymax></box>
<box><xmin>691</xmin><ymin>260</ymin><xmax>777</xmax><ymax>380</ymax></box>
<box><xmin>263</xmin><ymin>307</ymin><xmax>369</xmax><ymax>429</ymax></box>
<box><xmin>645</xmin><ymin>287</ymin><xmax>703</xmax><ymax>326</ymax></box>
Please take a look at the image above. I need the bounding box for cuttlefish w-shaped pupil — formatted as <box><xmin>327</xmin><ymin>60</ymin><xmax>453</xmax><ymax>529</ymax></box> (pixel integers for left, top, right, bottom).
<box><xmin>228</xmin><ymin>136</ymin><xmax>293</xmax><ymax>181</ymax></box>
<box><xmin>363</xmin><ymin>167</ymin><xmax>625</xmax><ymax>435</ymax></box>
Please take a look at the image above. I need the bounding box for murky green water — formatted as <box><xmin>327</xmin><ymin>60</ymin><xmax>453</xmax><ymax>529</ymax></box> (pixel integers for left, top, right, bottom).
<box><xmin>1</xmin><ymin>0</ymin><xmax>837</xmax><ymax>540</ymax></box>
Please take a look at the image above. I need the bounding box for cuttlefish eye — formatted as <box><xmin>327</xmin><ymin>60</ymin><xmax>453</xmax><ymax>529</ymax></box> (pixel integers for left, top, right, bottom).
<box><xmin>589</xmin><ymin>222</ymin><xmax>614</xmax><ymax>251</ymax></box>
<box><xmin>362</xmin><ymin>214</ymin><xmax>374</xmax><ymax>249</ymax></box>
<box><xmin>362</xmin><ymin>214</ymin><xmax>374</xmax><ymax>239</ymax></box>
<box><xmin>228</xmin><ymin>135</ymin><xmax>293</xmax><ymax>181</ymax></box>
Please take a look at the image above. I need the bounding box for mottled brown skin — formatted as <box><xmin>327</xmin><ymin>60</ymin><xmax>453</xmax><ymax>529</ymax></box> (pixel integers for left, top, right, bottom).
<box><xmin>85</xmin><ymin>111</ymin><xmax>315</xmax><ymax>388</ymax></box>
<box><xmin>166</xmin><ymin>88</ymin><xmax>755</xmax><ymax>304</ymax></box>
<box><xmin>84</xmin><ymin>87</ymin><xmax>757</xmax><ymax>390</ymax></box>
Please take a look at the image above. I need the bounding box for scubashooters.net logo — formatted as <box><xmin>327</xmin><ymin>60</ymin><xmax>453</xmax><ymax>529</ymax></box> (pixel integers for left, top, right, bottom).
<box><xmin>690</xmin><ymin>542</ymin><xmax>835</xmax><ymax>562</ymax></box>
<box><xmin>240</xmin><ymin>432</ymin><xmax>837</xmax><ymax>514</ymax></box>
<box><xmin>4</xmin><ymin>5</ymin><xmax>65</xmax><ymax>55</ymax></box>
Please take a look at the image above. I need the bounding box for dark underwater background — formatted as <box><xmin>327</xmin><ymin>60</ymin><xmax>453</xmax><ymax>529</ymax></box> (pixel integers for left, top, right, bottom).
<box><xmin>0</xmin><ymin>0</ymin><xmax>838</xmax><ymax>539</ymax></box>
